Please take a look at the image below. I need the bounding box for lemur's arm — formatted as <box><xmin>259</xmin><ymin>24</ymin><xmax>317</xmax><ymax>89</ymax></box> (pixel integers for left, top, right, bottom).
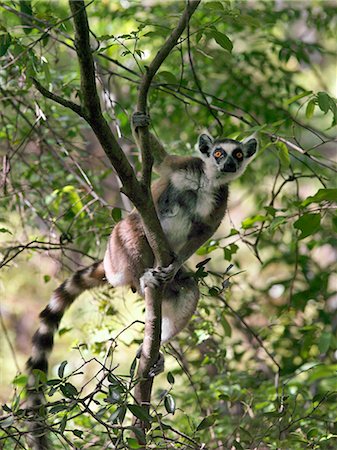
<box><xmin>132</xmin><ymin>112</ymin><xmax>168</xmax><ymax>171</ymax></box>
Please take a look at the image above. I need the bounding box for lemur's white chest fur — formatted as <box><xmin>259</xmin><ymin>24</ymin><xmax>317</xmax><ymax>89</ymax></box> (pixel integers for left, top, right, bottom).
<box><xmin>160</xmin><ymin>163</ymin><xmax>223</xmax><ymax>252</ymax></box>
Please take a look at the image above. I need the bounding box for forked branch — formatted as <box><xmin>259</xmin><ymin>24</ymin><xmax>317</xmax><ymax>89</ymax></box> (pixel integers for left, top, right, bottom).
<box><xmin>33</xmin><ymin>1</ymin><xmax>201</xmax><ymax>444</ymax></box>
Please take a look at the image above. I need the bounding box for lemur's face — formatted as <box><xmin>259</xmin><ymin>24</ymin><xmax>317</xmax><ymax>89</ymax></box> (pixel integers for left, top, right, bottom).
<box><xmin>198</xmin><ymin>134</ymin><xmax>258</xmax><ymax>181</ymax></box>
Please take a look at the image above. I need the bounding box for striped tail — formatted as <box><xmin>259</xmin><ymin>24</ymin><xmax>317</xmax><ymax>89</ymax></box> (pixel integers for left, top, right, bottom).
<box><xmin>26</xmin><ymin>260</ymin><xmax>106</xmax><ymax>449</ymax></box>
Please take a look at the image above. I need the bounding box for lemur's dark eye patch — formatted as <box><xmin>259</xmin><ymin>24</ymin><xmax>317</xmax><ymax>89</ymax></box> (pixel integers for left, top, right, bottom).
<box><xmin>214</xmin><ymin>147</ymin><xmax>226</xmax><ymax>159</ymax></box>
<box><xmin>233</xmin><ymin>149</ymin><xmax>243</xmax><ymax>160</ymax></box>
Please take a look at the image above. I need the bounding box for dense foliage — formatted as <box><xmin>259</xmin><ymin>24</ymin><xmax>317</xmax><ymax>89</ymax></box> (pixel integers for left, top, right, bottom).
<box><xmin>0</xmin><ymin>1</ymin><xmax>336</xmax><ymax>448</ymax></box>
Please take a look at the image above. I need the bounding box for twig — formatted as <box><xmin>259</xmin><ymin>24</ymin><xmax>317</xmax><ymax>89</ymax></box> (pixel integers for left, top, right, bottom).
<box><xmin>32</xmin><ymin>78</ymin><xmax>85</xmax><ymax>119</ymax></box>
<box><xmin>186</xmin><ymin>2</ymin><xmax>223</xmax><ymax>133</ymax></box>
<box><xmin>136</xmin><ymin>0</ymin><xmax>201</xmax><ymax>188</ymax></box>
<box><xmin>0</xmin><ymin>309</ymin><xmax>21</xmax><ymax>372</ymax></box>
<box><xmin>216</xmin><ymin>293</ymin><xmax>281</xmax><ymax>372</ymax></box>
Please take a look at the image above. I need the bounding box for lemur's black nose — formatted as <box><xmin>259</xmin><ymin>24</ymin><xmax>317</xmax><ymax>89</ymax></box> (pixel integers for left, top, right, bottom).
<box><xmin>222</xmin><ymin>160</ymin><xmax>236</xmax><ymax>172</ymax></box>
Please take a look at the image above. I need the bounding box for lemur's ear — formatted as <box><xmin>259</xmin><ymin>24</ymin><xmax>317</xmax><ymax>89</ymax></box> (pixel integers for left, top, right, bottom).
<box><xmin>198</xmin><ymin>134</ymin><xmax>213</xmax><ymax>156</ymax></box>
<box><xmin>242</xmin><ymin>134</ymin><xmax>258</xmax><ymax>158</ymax></box>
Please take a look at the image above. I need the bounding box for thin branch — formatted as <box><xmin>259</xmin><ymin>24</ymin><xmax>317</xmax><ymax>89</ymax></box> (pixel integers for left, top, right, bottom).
<box><xmin>0</xmin><ymin>309</ymin><xmax>21</xmax><ymax>372</ymax></box>
<box><xmin>269</xmin><ymin>134</ymin><xmax>337</xmax><ymax>172</ymax></box>
<box><xmin>136</xmin><ymin>0</ymin><xmax>201</xmax><ymax>188</ymax></box>
<box><xmin>67</xmin><ymin>0</ymin><xmax>139</xmax><ymax>199</ymax></box>
<box><xmin>32</xmin><ymin>78</ymin><xmax>86</xmax><ymax>118</ymax></box>
<box><xmin>136</xmin><ymin>0</ymin><xmax>201</xmax><ymax>113</ymax></box>
<box><xmin>216</xmin><ymin>293</ymin><xmax>281</xmax><ymax>372</ymax></box>
<box><xmin>186</xmin><ymin>2</ymin><xmax>223</xmax><ymax>133</ymax></box>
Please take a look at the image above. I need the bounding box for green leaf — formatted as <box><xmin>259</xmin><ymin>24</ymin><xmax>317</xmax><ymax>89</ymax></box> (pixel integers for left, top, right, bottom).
<box><xmin>105</xmin><ymin>389</ymin><xmax>121</xmax><ymax>404</ymax></box>
<box><xmin>129</xmin><ymin>357</ymin><xmax>137</xmax><ymax>377</ymax></box>
<box><xmin>269</xmin><ymin>216</ymin><xmax>287</xmax><ymax>231</ymax></box>
<box><xmin>294</xmin><ymin>213</ymin><xmax>321</xmax><ymax>239</ymax></box>
<box><xmin>196</xmin><ymin>414</ymin><xmax>217</xmax><ymax>431</ymax></box>
<box><xmin>127</xmin><ymin>437</ymin><xmax>143</xmax><ymax>449</ymax></box>
<box><xmin>13</xmin><ymin>374</ymin><xmax>28</xmax><ymax>386</ymax></box>
<box><xmin>58</xmin><ymin>361</ymin><xmax>67</xmax><ymax>379</ymax></box>
<box><xmin>0</xmin><ymin>416</ymin><xmax>14</xmax><ymax>428</ymax></box>
<box><xmin>242</xmin><ymin>215</ymin><xmax>267</xmax><ymax>229</ymax></box>
<box><xmin>223</xmin><ymin>243</ymin><xmax>238</xmax><ymax>261</ymax></box>
<box><xmin>43</xmin><ymin>274</ymin><xmax>51</xmax><ymax>283</ymax></box>
<box><xmin>205</xmin><ymin>1</ymin><xmax>224</xmax><ymax>10</ymax></box>
<box><xmin>50</xmin><ymin>404</ymin><xmax>68</xmax><ymax>414</ymax></box>
<box><xmin>60</xmin><ymin>382</ymin><xmax>78</xmax><ymax>398</ymax></box>
<box><xmin>301</xmin><ymin>189</ymin><xmax>337</xmax><ymax>206</ymax></box>
<box><xmin>32</xmin><ymin>369</ymin><xmax>47</xmax><ymax>385</ymax></box>
<box><xmin>0</xmin><ymin>33</ymin><xmax>11</xmax><ymax>57</ymax></box>
<box><xmin>157</xmin><ymin>71</ymin><xmax>178</xmax><ymax>84</ymax></box>
<box><xmin>209</xmin><ymin>286</ymin><xmax>220</xmax><ymax>296</ymax></box>
<box><xmin>164</xmin><ymin>394</ymin><xmax>176</xmax><ymax>415</ymax></box>
<box><xmin>317</xmin><ymin>92</ymin><xmax>330</xmax><ymax>113</ymax></box>
<box><xmin>209</xmin><ymin>30</ymin><xmax>233</xmax><ymax>53</ymax></box>
<box><xmin>332</xmin><ymin>215</ymin><xmax>337</xmax><ymax>233</ymax></box>
<box><xmin>306</xmin><ymin>99</ymin><xmax>316</xmax><ymax>119</ymax></box>
<box><xmin>220</xmin><ymin>313</ymin><xmax>231</xmax><ymax>337</ymax></box>
<box><xmin>318</xmin><ymin>332</ymin><xmax>331</xmax><ymax>353</ymax></box>
<box><xmin>108</xmin><ymin>405</ymin><xmax>126</xmax><ymax>424</ymax></box>
<box><xmin>72</xmin><ymin>429</ymin><xmax>83</xmax><ymax>438</ymax></box>
<box><xmin>233</xmin><ymin>441</ymin><xmax>244</xmax><ymax>450</ymax></box>
<box><xmin>127</xmin><ymin>404</ymin><xmax>152</xmax><ymax>423</ymax></box>
<box><xmin>0</xmin><ymin>227</ymin><xmax>12</xmax><ymax>234</ymax></box>
<box><xmin>275</xmin><ymin>141</ymin><xmax>290</xmax><ymax>167</ymax></box>
<box><xmin>111</xmin><ymin>207</ymin><xmax>122</xmax><ymax>222</ymax></box>
<box><xmin>20</xmin><ymin>1</ymin><xmax>33</xmax><ymax>35</ymax></box>
<box><xmin>167</xmin><ymin>372</ymin><xmax>175</xmax><ymax>385</ymax></box>
<box><xmin>58</xmin><ymin>327</ymin><xmax>72</xmax><ymax>337</ymax></box>
<box><xmin>196</xmin><ymin>257</ymin><xmax>211</xmax><ymax>268</ymax></box>
<box><xmin>59</xmin><ymin>414</ymin><xmax>67</xmax><ymax>434</ymax></box>
<box><xmin>285</xmin><ymin>90</ymin><xmax>312</xmax><ymax>106</ymax></box>
<box><xmin>60</xmin><ymin>185</ymin><xmax>85</xmax><ymax>218</ymax></box>
<box><xmin>238</xmin><ymin>14</ymin><xmax>260</xmax><ymax>27</ymax></box>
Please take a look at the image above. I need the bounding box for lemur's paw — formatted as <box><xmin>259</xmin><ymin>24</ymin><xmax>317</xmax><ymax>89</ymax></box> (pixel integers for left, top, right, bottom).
<box><xmin>132</xmin><ymin>111</ymin><xmax>150</xmax><ymax>128</ymax></box>
<box><xmin>148</xmin><ymin>352</ymin><xmax>165</xmax><ymax>377</ymax></box>
<box><xmin>140</xmin><ymin>264</ymin><xmax>177</xmax><ymax>290</ymax></box>
<box><xmin>136</xmin><ymin>345</ymin><xmax>165</xmax><ymax>377</ymax></box>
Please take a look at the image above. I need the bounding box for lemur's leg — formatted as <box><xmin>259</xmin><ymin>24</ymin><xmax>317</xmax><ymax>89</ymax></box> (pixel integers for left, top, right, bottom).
<box><xmin>161</xmin><ymin>272</ymin><xmax>199</xmax><ymax>343</ymax></box>
<box><xmin>137</xmin><ymin>270</ymin><xmax>200</xmax><ymax>376</ymax></box>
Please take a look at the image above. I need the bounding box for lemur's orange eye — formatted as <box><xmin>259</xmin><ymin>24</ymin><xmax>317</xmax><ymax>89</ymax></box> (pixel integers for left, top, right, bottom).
<box><xmin>215</xmin><ymin>151</ymin><xmax>222</xmax><ymax>158</ymax></box>
<box><xmin>236</xmin><ymin>151</ymin><xmax>243</xmax><ymax>159</ymax></box>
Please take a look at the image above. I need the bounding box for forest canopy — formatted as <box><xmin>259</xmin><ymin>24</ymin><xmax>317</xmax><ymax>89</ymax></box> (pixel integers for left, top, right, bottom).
<box><xmin>0</xmin><ymin>1</ymin><xmax>336</xmax><ymax>449</ymax></box>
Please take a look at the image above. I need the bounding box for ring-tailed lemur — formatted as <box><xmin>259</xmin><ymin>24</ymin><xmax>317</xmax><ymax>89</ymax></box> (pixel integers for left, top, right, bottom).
<box><xmin>26</xmin><ymin>113</ymin><xmax>257</xmax><ymax>449</ymax></box>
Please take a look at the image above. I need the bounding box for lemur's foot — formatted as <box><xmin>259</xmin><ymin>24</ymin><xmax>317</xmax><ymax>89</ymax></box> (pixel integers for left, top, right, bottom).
<box><xmin>136</xmin><ymin>345</ymin><xmax>165</xmax><ymax>377</ymax></box>
<box><xmin>132</xmin><ymin>111</ymin><xmax>150</xmax><ymax>128</ymax></box>
<box><xmin>140</xmin><ymin>263</ymin><xmax>177</xmax><ymax>290</ymax></box>
<box><xmin>148</xmin><ymin>352</ymin><xmax>165</xmax><ymax>377</ymax></box>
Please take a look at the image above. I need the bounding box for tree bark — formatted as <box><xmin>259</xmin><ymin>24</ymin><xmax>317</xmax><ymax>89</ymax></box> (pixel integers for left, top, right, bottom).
<box><xmin>35</xmin><ymin>0</ymin><xmax>201</xmax><ymax>444</ymax></box>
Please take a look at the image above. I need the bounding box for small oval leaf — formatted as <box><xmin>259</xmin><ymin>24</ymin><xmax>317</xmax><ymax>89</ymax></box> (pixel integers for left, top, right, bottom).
<box><xmin>164</xmin><ymin>394</ymin><xmax>176</xmax><ymax>415</ymax></box>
